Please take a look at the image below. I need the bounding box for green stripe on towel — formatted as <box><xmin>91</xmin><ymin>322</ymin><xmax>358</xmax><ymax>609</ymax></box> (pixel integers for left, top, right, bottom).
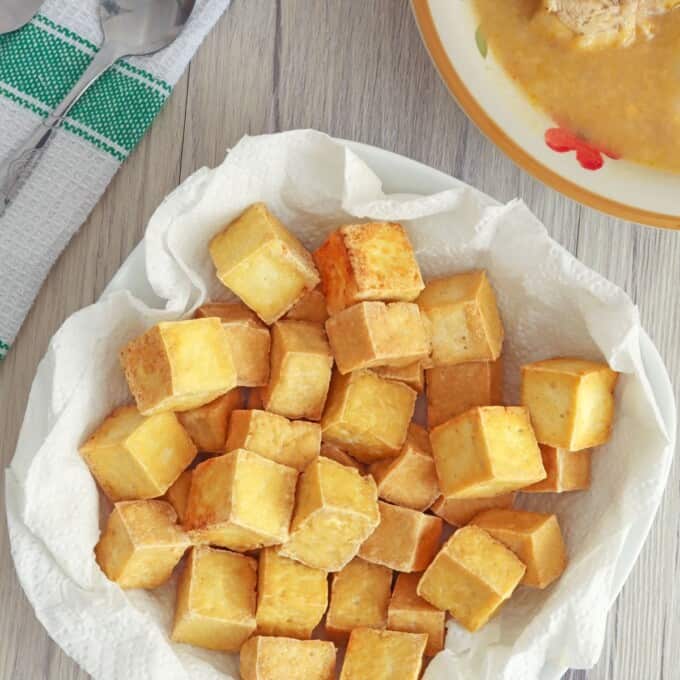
<box><xmin>0</xmin><ymin>16</ymin><xmax>172</xmax><ymax>160</ymax></box>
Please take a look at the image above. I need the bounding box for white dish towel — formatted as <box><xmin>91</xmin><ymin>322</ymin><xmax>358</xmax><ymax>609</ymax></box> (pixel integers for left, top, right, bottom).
<box><xmin>0</xmin><ymin>0</ymin><xmax>230</xmax><ymax>360</ymax></box>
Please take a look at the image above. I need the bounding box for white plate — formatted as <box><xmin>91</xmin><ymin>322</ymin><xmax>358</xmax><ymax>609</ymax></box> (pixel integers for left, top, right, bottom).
<box><xmin>10</xmin><ymin>139</ymin><xmax>677</xmax><ymax>680</ymax></box>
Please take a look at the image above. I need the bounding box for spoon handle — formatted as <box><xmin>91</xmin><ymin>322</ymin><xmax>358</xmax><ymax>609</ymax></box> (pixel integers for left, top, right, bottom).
<box><xmin>0</xmin><ymin>41</ymin><xmax>122</xmax><ymax>216</ymax></box>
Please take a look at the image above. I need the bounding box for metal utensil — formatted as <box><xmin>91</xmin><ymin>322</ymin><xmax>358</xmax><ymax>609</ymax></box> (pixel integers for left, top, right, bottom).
<box><xmin>0</xmin><ymin>0</ymin><xmax>43</xmax><ymax>34</ymax></box>
<box><xmin>0</xmin><ymin>0</ymin><xmax>196</xmax><ymax>215</ymax></box>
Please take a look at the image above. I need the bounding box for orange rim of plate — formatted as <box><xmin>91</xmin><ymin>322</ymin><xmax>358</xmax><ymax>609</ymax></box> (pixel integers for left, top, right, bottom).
<box><xmin>411</xmin><ymin>0</ymin><xmax>680</xmax><ymax>230</ymax></box>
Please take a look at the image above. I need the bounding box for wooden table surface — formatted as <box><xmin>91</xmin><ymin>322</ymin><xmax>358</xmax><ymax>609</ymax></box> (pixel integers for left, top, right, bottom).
<box><xmin>1</xmin><ymin>2</ymin><xmax>678</xmax><ymax>679</ymax></box>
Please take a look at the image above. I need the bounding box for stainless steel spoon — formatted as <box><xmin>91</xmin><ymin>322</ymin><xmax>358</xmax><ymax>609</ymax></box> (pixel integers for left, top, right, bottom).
<box><xmin>0</xmin><ymin>0</ymin><xmax>44</xmax><ymax>34</ymax></box>
<box><xmin>0</xmin><ymin>0</ymin><xmax>196</xmax><ymax>215</ymax></box>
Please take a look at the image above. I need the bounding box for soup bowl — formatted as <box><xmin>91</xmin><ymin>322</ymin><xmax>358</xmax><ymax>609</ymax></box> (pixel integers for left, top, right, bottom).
<box><xmin>411</xmin><ymin>0</ymin><xmax>680</xmax><ymax>229</ymax></box>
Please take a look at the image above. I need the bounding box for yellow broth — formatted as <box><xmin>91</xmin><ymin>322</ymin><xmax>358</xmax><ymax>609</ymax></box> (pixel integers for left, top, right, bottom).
<box><xmin>473</xmin><ymin>0</ymin><xmax>680</xmax><ymax>172</ymax></box>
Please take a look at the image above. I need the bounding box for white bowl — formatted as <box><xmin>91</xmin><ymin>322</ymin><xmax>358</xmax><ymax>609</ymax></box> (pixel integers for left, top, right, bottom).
<box><xmin>411</xmin><ymin>0</ymin><xmax>680</xmax><ymax>229</ymax></box>
<box><xmin>6</xmin><ymin>137</ymin><xmax>676</xmax><ymax>680</ymax></box>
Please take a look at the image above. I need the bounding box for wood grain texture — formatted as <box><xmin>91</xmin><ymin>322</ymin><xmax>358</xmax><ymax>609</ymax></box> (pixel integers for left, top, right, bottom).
<box><xmin>0</xmin><ymin>1</ymin><xmax>677</xmax><ymax>678</ymax></box>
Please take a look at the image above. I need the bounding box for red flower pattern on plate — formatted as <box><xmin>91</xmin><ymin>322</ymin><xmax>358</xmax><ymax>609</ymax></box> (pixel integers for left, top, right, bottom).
<box><xmin>545</xmin><ymin>127</ymin><xmax>620</xmax><ymax>170</ymax></box>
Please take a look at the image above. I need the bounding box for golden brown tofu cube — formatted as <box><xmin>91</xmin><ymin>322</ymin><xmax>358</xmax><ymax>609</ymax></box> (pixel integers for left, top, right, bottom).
<box><xmin>471</xmin><ymin>509</ymin><xmax>567</xmax><ymax>588</ymax></box>
<box><xmin>387</xmin><ymin>573</ymin><xmax>445</xmax><ymax>656</ymax></box>
<box><xmin>321</xmin><ymin>371</ymin><xmax>417</xmax><ymax>463</ymax></box>
<box><xmin>326</xmin><ymin>302</ymin><xmax>430</xmax><ymax>374</ymax></box>
<box><xmin>370</xmin><ymin>434</ymin><xmax>440</xmax><ymax>511</ymax></box>
<box><xmin>195</xmin><ymin>302</ymin><xmax>271</xmax><ymax>387</ymax></box>
<box><xmin>417</xmin><ymin>525</ymin><xmax>525</xmax><ymax>631</ymax></box>
<box><xmin>521</xmin><ymin>358</ymin><xmax>618</xmax><ymax>450</ymax></box>
<box><xmin>373</xmin><ymin>361</ymin><xmax>424</xmax><ymax>392</ymax></box>
<box><xmin>262</xmin><ymin>320</ymin><xmax>333</xmax><ymax>421</ymax></box>
<box><xmin>431</xmin><ymin>406</ymin><xmax>546</xmax><ymax>499</ymax></box>
<box><xmin>524</xmin><ymin>445</ymin><xmax>592</xmax><ymax>493</ymax></box>
<box><xmin>284</xmin><ymin>287</ymin><xmax>329</xmax><ymax>324</ymax></box>
<box><xmin>280</xmin><ymin>457</ymin><xmax>379</xmax><ymax>571</ymax></box>
<box><xmin>340</xmin><ymin>628</ymin><xmax>427</xmax><ymax>680</ymax></box>
<box><xmin>426</xmin><ymin>358</ymin><xmax>503</xmax><ymax>428</ymax></box>
<box><xmin>172</xmin><ymin>545</ymin><xmax>256</xmax><ymax>650</ymax></box>
<box><xmin>313</xmin><ymin>222</ymin><xmax>425</xmax><ymax>315</ymax></box>
<box><xmin>120</xmin><ymin>318</ymin><xmax>238</xmax><ymax>415</ymax></box>
<box><xmin>80</xmin><ymin>405</ymin><xmax>197</xmax><ymax>501</ymax></box>
<box><xmin>95</xmin><ymin>500</ymin><xmax>189</xmax><ymax>589</ymax></box>
<box><xmin>226</xmin><ymin>409</ymin><xmax>321</xmax><ymax>471</ymax></box>
<box><xmin>320</xmin><ymin>442</ymin><xmax>366</xmax><ymax>473</ymax></box>
<box><xmin>185</xmin><ymin>449</ymin><xmax>297</xmax><ymax>551</ymax></box>
<box><xmin>209</xmin><ymin>203</ymin><xmax>320</xmax><ymax>324</ymax></box>
<box><xmin>431</xmin><ymin>492</ymin><xmax>516</xmax><ymax>527</ymax></box>
<box><xmin>256</xmin><ymin>547</ymin><xmax>328</xmax><ymax>639</ymax></box>
<box><xmin>240</xmin><ymin>636</ymin><xmax>336</xmax><ymax>680</ymax></box>
<box><xmin>359</xmin><ymin>501</ymin><xmax>443</xmax><ymax>572</ymax></box>
<box><xmin>177</xmin><ymin>388</ymin><xmax>243</xmax><ymax>453</ymax></box>
<box><xmin>417</xmin><ymin>270</ymin><xmax>504</xmax><ymax>366</ymax></box>
<box><xmin>163</xmin><ymin>470</ymin><xmax>193</xmax><ymax>523</ymax></box>
<box><xmin>325</xmin><ymin>557</ymin><xmax>392</xmax><ymax>642</ymax></box>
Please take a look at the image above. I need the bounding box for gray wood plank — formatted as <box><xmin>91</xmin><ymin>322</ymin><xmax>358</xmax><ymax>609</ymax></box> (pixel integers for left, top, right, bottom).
<box><xmin>0</xmin><ymin>1</ymin><xmax>677</xmax><ymax>678</ymax></box>
<box><xmin>180</xmin><ymin>0</ymin><xmax>277</xmax><ymax>177</ymax></box>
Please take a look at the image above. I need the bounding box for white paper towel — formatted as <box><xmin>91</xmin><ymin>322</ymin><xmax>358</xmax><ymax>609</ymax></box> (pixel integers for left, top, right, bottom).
<box><xmin>5</xmin><ymin>130</ymin><xmax>674</xmax><ymax>680</ymax></box>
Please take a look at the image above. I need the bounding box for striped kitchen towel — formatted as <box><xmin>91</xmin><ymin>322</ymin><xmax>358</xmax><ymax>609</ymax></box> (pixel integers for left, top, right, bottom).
<box><xmin>0</xmin><ymin>0</ymin><xmax>231</xmax><ymax>360</ymax></box>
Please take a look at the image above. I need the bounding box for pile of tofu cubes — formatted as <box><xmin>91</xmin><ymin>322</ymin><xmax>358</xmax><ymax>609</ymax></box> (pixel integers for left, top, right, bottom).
<box><xmin>80</xmin><ymin>203</ymin><xmax>618</xmax><ymax>679</ymax></box>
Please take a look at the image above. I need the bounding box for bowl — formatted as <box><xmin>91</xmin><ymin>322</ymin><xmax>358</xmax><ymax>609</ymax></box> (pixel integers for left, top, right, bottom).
<box><xmin>411</xmin><ymin>0</ymin><xmax>680</xmax><ymax>229</ymax></box>
<box><xmin>6</xmin><ymin>134</ymin><xmax>676</xmax><ymax>680</ymax></box>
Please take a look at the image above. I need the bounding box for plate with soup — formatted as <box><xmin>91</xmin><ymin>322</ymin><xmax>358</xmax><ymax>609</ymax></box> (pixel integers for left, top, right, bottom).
<box><xmin>411</xmin><ymin>0</ymin><xmax>680</xmax><ymax>229</ymax></box>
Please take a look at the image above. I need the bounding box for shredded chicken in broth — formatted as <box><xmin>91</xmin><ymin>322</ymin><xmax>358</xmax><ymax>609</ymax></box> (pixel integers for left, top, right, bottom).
<box><xmin>473</xmin><ymin>0</ymin><xmax>680</xmax><ymax>171</ymax></box>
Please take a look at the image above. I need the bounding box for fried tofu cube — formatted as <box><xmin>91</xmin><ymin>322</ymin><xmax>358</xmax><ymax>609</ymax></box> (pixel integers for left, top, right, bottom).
<box><xmin>262</xmin><ymin>320</ymin><xmax>333</xmax><ymax>421</ymax></box>
<box><xmin>426</xmin><ymin>358</ymin><xmax>503</xmax><ymax>427</ymax></box>
<box><xmin>80</xmin><ymin>405</ymin><xmax>197</xmax><ymax>501</ymax></box>
<box><xmin>431</xmin><ymin>406</ymin><xmax>546</xmax><ymax>498</ymax></box>
<box><xmin>163</xmin><ymin>470</ymin><xmax>193</xmax><ymax>523</ymax></box>
<box><xmin>370</xmin><ymin>431</ymin><xmax>440</xmax><ymax>511</ymax></box>
<box><xmin>359</xmin><ymin>501</ymin><xmax>443</xmax><ymax>572</ymax></box>
<box><xmin>524</xmin><ymin>445</ymin><xmax>592</xmax><ymax>493</ymax></box>
<box><xmin>209</xmin><ymin>203</ymin><xmax>320</xmax><ymax>324</ymax></box>
<box><xmin>172</xmin><ymin>545</ymin><xmax>256</xmax><ymax>650</ymax></box>
<box><xmin>95</xmin><ymin>500</ymin><xmax>189</xmax><ymax>589</ymax></box>
<box><xmin>431</xmin><ymin>492</ymin><xmax>516</xmax><ymax>527</ymax></box>
<box><xmin>325</xmin><ymin>557</ymin><xmax>392</xmax><ymax>642</ymax></box>
<box><xmin>177</xmin><ymin>388</ymin><xmax>243</xmax><ymax>453</ymax></box>
<box><xmin>321</xmin><ymin>371</ymin><xmax>417</xmax><ymax>463</ymax></box>
<box><xmin>373</xmin><ymin>361</ymin><xmax>424</xmax><ymax>392</ymax></box>
<box><xmin>320</xmin><ymin>442</ymin><xmax>366</xmax><ymax>472</ymax></box>
<box><xmin>340</xmin><ymin>628</ymin><xmax>427</xmax><ymax>680</ymax></box>
<box><xmin>471</xmin><ymin>509</ymin><xmax>567</xmax><ymax>588</ymax></box>
<box><xmin>417</xmin><ymin>271</ymin><xmax>504</xmax><ymax>366</ymax></box>
<box><xmin>240</xmin><ymin>636</ymin><xmax>336</xmax><ymax>680</ymax></box>
<box><xmin>313</xmin><ymin>222</ymin><xmax>425</xmax><ymax>315</ymax></box>
<box><xmin>226</xmin><ymin>409</ymin><xmax>321</xmax><ymax>471</ymax></box>
<box><xmin>387</xmin><ymin>573</ymin><xmax>445</xmax><ymax>656</ymax></box>
<box><xmin>280</xmin><ymin>457</ymin><xmax>379</xmax><ymax>571</ymax></box>
<box><xmin>256</xmin><ymin>547</ymin><xmax>328</xmax><ymax>639</ymax></box>
<box><xmin>326</xmin><ymin>302</ymin><xmax>430</xmax><ymax>374</ymax></box>
<box><xmin>417</xmin><ymin>525</ymin><xmax>525</xmax><ymax>631</ymax></box>
<box><xmin>521</xmin><ymin>358</ymin><xmax>618</xmax><ymax>450</ymax></box>
<box><xmin>185</xmin><ymin>449</ymin><xmax>297</xmax><ymax>551</ymax></box>
<box><xmin>284</xmin><ymin>287</ymin><xmax>329</xmax><ymax>323</ymax></box>
<box><xmin>195</xmin><ymin>302</ymin><xmax>270</xmax><ymax>387</ymax></box>
<box><xmin>120</xmin><ymin>318</ymin><xmax>238</xmax><ymax>415</ymax></box>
